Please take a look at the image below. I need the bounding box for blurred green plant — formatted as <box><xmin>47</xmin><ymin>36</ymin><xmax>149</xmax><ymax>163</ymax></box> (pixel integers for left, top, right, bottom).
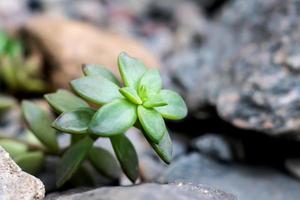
<box><xmin>0</xmin><ymin>129</ymin><xmax>46</xmax><ymax>175</ymax></box>
<box><xmin>0</xmin><ymin>95</ymin><xmax>16</xmax><ymax>113</ymax></box>
<box><xmin>1</xmin><ymin>52</ymin><xmax>187</xmax><ymax>188</ymax></box>
<box><xmin>0</xmin><ymin>31</ymin><xmax>46</xmax><ymax>93</ymax></box>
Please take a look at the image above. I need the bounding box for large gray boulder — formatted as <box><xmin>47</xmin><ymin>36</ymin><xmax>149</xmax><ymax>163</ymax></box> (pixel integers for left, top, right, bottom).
<box><xmin>167</xmin><ymin>0</ymin><xmax>300</xmax><ymax>137</ymax></box>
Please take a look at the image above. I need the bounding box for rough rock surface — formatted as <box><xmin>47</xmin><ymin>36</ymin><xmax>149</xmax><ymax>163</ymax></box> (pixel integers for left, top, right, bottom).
<box><xmin>0</xmin><ymin>146</ymin><xmax>45</xmax><ymax>200</ymax></box>
<box><xmin>159</xmin><ymin>153</ymin><xmax>300</xmax><ymax>200</ymax></box>
<box><xmin>167</xmin><ymin>0</ymin><xmax>300</xmax><ymax>137</ymax></box>
<box><xmin>45</xmin><ymin>183</ymin><xmax>236</xmax><ymax>200</ymax></box>
<box><xmin>192</xmin><ymin>134</ymin><xmax>235</xmax><ymax>162</ymax></box>
<box><xmin>22</xmin><ymin>17</ymin><xmax>161</xmax><ymax>89</ymax></box>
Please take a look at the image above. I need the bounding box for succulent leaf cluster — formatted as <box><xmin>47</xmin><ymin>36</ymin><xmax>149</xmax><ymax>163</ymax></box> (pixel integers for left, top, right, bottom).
<box><xmin>18</xmin><ymin>52</ymin><xmax>187</xmax><ymax>187</ymax></box>
<box><xmin>0</xmin><ymin>31</ymin><xmax>46</xmax><ymax>93</ymax></box>
<box><xmin>69</xmin><ymin>52</ymin><xmax>187</xmax><ymax>150</ymax></box>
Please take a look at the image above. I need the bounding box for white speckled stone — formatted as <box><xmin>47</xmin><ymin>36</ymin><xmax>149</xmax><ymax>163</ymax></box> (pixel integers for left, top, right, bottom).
<box><xmin>0</xmin><ymin>146</ymin><xmax>45</xmax><ymax>200</ymax></box>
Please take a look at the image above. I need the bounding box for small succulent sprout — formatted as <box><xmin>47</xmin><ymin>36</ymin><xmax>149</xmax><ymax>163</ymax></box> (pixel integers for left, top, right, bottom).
<box><xmin>83</xmin><ymin>52</ymin><xmax>187</xmax><ymax>159</ymax></box>
<box><xmin>43</xmin><ymin>52</ymin><xmax>188</xmax><ymax>187</ymax></box>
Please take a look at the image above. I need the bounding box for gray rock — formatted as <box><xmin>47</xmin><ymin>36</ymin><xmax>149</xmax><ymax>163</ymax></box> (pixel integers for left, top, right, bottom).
<box><xmin>168</xmin><ymin>0</ymin><xmax>300</xmax><ymax>137</ymax></box>
<box><xmin>159</xmin><ymin>153</ymin><xmax>300</xmax><ymax>200</ymax></box>
<box><xmin>0</xmin><ymin>146</ymin><xmax>45</xmax><ymax>200</ymax></box>
<box><xmin>192</xmin><ymin>134</ymin><xmax>235</xmax><ymax>161</ymax></box>
<box><xmin>45</xmin><ymin>183</ymin><xmax>236</xmax><ymax>200</ymax></box>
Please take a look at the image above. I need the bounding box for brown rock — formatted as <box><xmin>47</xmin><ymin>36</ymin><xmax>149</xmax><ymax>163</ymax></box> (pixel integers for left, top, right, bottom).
<box><xmin>22</xmin><ymin>16</ymin><xmax>161</xmax><ymax>89</ymax></box>
<box><xmin>0</xmin><ymin>146</ymin><xmax>45</xmax><ymax>199</ymax></box>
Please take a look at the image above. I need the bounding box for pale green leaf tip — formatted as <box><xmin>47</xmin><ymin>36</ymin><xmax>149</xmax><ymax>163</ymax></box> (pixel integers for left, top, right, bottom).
<box><xmin>119</xmin><ymin>88</ymin><xmax>142</xmax><ymax>105</ymax></box>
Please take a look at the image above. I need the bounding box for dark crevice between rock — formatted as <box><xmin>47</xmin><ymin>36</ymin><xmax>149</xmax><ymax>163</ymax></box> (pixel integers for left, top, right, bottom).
<box><xmin>198</xmin><ymin>0</ymin><xmax>230</xmax><ymax>17</ymax></box>
<box><xmin>167</xmin><ymin>109</ymin><xmax>300</xmax><ymax>170</ymax></box>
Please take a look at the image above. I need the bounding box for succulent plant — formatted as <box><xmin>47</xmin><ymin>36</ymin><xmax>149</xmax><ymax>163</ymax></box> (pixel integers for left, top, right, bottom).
<box><xmin>13</xmin><ymin>52</ymin><xmax>187</xmax><ymax>188</ymax></box>
<box><xmin>0</xmin><ymin>31</ymin><xmax>46</xmax><ymax>93</ymax></box>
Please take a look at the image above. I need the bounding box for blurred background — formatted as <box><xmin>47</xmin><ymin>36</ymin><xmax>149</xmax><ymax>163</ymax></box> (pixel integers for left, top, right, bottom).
<box><xmin>1</xmin><ymin>0</ymin><xmax>300</xmax><ymax>199</ymax></box>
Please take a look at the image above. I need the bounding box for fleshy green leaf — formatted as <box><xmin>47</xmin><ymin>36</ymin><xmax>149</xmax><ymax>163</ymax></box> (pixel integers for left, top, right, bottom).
<box><xmin>89</xmin><ymin>99</ymin><xmax>137</xmax><ymax>136</ymax></box>
<box><xmin>137</xmin><ymin>106</ymin><xmax>166</xmax><ymax>144</ymax></box>
<box><xmin>143</xmin><ymin>95</ymin><xmax>167</xmax><ymax>108</ymax></box>
<box><xmin>56</xmin><ymin>136</ymin><xmax>93</xmax><ymax>187</ymax></box>
<box><xmin>24</xmin><ymin>130</ymin><xmax>44</xmax><ymax>148</ymax></box>
<box><xmin>21</xmin><ymin>101</ymin><xmax>59</xmax><ymax>153</ymax></box>
<box><xmin>44</xmin><ymin>89</ymin><xmax>89</xmax><ymax>114</ymax></box>
<box><xmin>110</xmin><ymin>134</ymin><xmax>139</xmax><ymax>182</ymax></box>
<box><xmin>119</xmin><ymin>87</ymin><xmax>142</xmax><ymax>105</ymax></box>
<box><xmin>143</xmin><ymin>129</ymin><xmax>172</xmax><ymax>164</ymax></box>
<box><xmin>0</xmin><ymin>139</ymin><xmax>28</xmax><ymax>158</ymax></box>
<box><xmin>118</xmin><ymin>52</ymin><xmax>146</xmax><ymax>89</ymax></box>
<box><xmin>89</xmin><ymin>147</ymin><xmax>121</xmax><ymax>179</ymax></box>
<box><xmin>0</xmin><ymin>95</ymin><xmax>16</xmax><ymax>111</ymax></box>
<box><xmin>52</xmin><ymin>108</ymin><xmax>95</xmax><ymax>134</ymax></box>
<box><xmin>15</xmin><ymin>151</ymin><xmax>44</xmax><ymax>174</ymax></box>
<box><xmin>71</xmin><ymin>76</ymin><xmax>122</xmax><ymax>105</ymax></box>
<box><xmin>155</xmin><ymin>90</ymin><xmax>188</xmax><ymax>120</ymax></box>
<box><xmin>82</xmin><ymin>64</ymin><xmax>121</xmax><ymax>86</ymax></box>
<box><xmin>138</xmin><ymin>69</ymin><xmax>162</xmax><ymax>100</ymax></box>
